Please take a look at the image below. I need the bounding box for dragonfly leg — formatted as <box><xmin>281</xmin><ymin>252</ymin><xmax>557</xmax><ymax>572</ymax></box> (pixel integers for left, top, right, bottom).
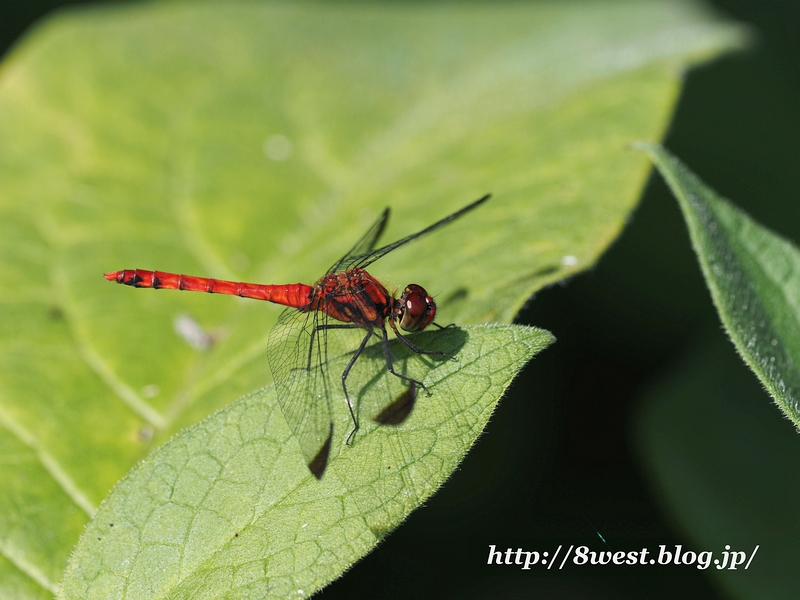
<box><xmin>391</xmin><ymin>321</ymin><xmax>455</xmax><ymax>360</ymax></box>
<box><xmin>380</xmin><ymin>326</ymin><xmax>431</xmax><ymax>396</ymax></box>
<box><xmin>343</xmin><ymin>327</ymin><xmax>374</xmax><ymax>445</ymax></box>
<box><xmin>306</xmin><ymin>323</ymin><xmax>360</xmax><ymax>371</ymax></box>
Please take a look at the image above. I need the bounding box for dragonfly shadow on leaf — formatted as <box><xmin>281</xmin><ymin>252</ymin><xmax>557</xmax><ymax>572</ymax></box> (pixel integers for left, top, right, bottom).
<box><xmin>352</xmin><ymin>326</ymin><xmax>469</xmax><ymax>429</ymax></box>
<box><xmin>373</xmin><ymin>381</ymin><xmax>417</xmax><ymax>426</ymax></box>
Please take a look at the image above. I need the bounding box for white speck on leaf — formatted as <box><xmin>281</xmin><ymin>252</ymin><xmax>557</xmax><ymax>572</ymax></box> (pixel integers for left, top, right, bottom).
<box><xmin>174</xmin><ymin>314</ymin><xmax>214</xmax><ymax>351</ymax></box>
<box><xmin>264</xmin><ymin>134</ymin><xmax>293</xmax><ymax>161</ymax></box>
<box><xmin>561</xmin><ymin>255</ymin><xmax>578</xmax><ymax>266</ymax></box>
<box><xmin>141</xmin><ymin>384</ymin><xmax>160</xmax><ymax>398</ymax></box>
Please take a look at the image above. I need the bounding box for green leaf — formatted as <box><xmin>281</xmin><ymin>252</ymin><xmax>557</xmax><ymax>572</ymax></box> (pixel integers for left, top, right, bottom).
<box><xmin>637</xmin><ymin>143</ymin><xmax>800</xmax><ymax>425</ymax></box>
<box><xmin>0</xmin><ymin>1</ymin><xmax>744</xmax><ymax>597</ymax></box>
<box><xmin>58</xmin><ymin>325</ymin><xmax>550</xmax><ymax>599</ymax></box>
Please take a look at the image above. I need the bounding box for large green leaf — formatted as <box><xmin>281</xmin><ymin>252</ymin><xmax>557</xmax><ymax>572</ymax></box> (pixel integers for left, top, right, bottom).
<box><xmin>637</xmin><ymin>144</ymin><xmax>800</xmax><ymax>425</ymax></box>
<box><xmin>59</xmin><ymin>325</ymin><xmax>551</xmax><ymax>599</ymax></box>
<box><xmin>0</xmin><ymin>1</ymin><xmax>744</xmax><ymax>597</ymax></box>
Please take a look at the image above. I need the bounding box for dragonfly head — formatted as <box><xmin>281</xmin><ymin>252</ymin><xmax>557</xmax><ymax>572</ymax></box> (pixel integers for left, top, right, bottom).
<box><xmin>396</xmin><ymin>284</ymin><xmax>436</xmax><ymax>332</ymax></box>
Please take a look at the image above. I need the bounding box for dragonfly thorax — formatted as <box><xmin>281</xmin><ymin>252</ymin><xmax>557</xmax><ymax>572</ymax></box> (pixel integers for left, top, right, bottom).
<box><xmin>394</xmin><ymin>284</ymin><xmax>436</xmax><ymax>332</ymax></box>
<box><xmin>312</xmin><ymin>269</ymin><xmax>394</xmax><ymax>327</ymax></box>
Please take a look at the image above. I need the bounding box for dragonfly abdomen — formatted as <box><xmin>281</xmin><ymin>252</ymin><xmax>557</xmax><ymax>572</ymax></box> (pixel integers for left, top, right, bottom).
<box><xmin>104</xmin><ymin>269</ymin><xmax>312</xmax><ymax>308</ymax></box>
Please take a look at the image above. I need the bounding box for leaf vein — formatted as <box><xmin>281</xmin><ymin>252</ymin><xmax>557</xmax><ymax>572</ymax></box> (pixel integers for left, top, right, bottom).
<box><xmin>0</xmin><ymin>541</ymin><xmax>58</xmax><ymax>595</ymax></box>
<box><xmin>0</xmin><ymin>406</ymin><xmax>96</xmax><ymax>517</ymax></box>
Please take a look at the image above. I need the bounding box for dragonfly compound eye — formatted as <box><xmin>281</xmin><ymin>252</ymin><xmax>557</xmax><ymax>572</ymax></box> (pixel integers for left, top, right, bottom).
<box><xmin>399</xmin><ymin>284</ymin><xmax>436</xmax><ymax>332</ymax></box>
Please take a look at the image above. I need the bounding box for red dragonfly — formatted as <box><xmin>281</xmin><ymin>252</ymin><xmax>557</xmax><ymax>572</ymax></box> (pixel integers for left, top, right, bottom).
<box><xmin>105</xmin><ymin>194</ymin><xmax>490</xmax><ymax>478</ymax></box>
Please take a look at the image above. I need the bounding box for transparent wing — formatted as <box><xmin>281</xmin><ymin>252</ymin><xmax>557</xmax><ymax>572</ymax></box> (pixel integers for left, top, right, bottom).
<box><xmin>267</xmin><ymin>306</ymin><xmax>337</xmax><ymax>477</ymax></box>
<box><xmin>335</xmin><ymin>194</ymin><xmax>490</xmax><ymax>273</ymax></box>
<box><xmin>327</xmin><ymin>208</ymin><xmax>390</xmax><ymax>274</ymax></box>
<box><xmin>267</xmin><ymin>299</ymin><xmax>371</xmax><ymax>478</ymax></box>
